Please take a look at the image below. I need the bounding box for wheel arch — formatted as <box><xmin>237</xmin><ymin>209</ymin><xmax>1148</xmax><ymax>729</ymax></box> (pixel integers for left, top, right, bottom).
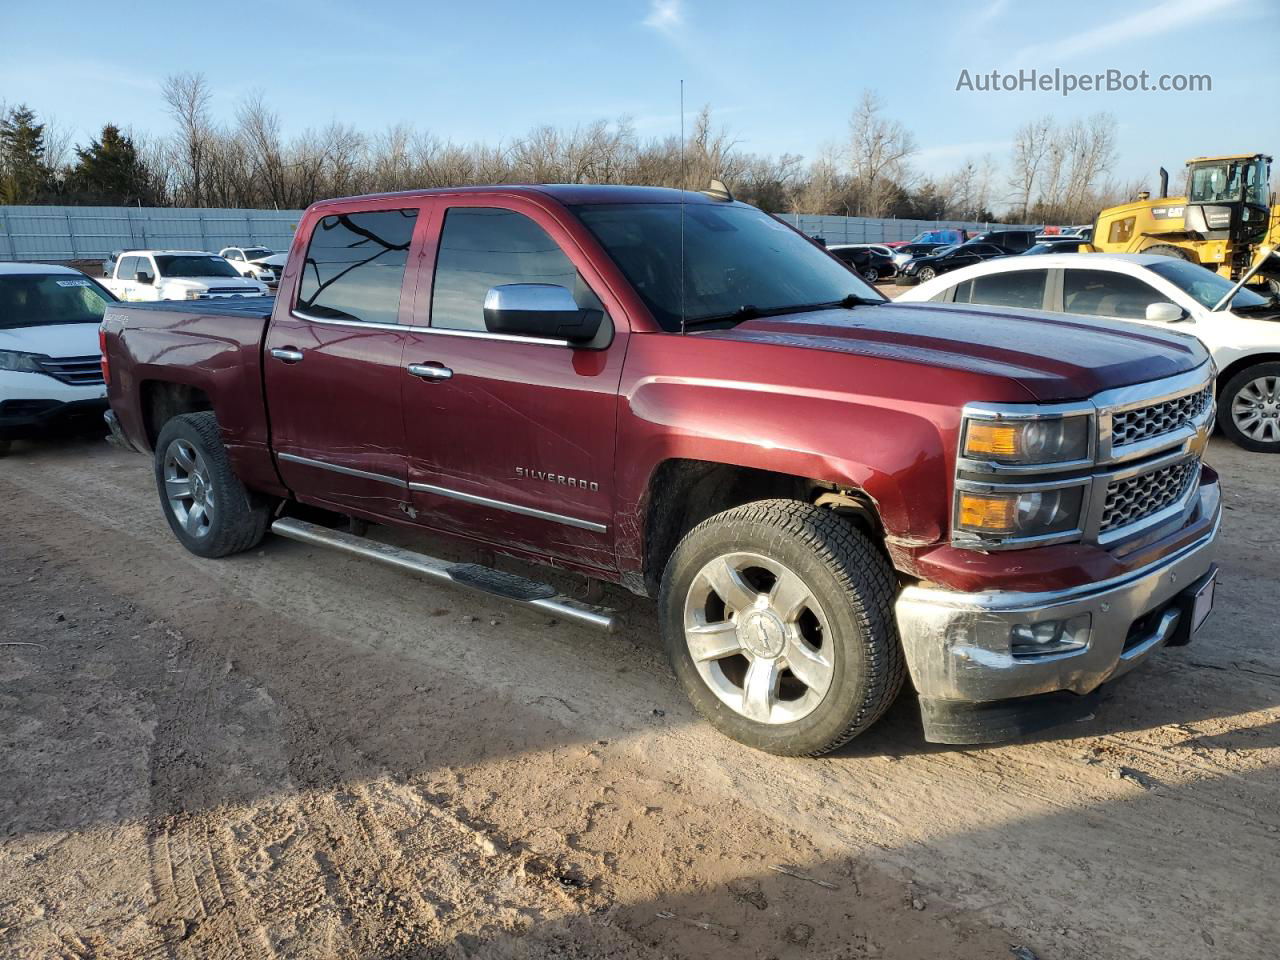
<box><xmin>1216</xmin><ymin>352</ymin><xmax>1280</xmax><ymax>397</ymax></box>
<box><xmin>635</xmin><ymin>458</ymin><xmax>890</xmax><ymax>597</ymax></box>
<box><xmin>140</xmin><ymin>379</ymin><xmax>213</xmax><ymax>449</ymax></box>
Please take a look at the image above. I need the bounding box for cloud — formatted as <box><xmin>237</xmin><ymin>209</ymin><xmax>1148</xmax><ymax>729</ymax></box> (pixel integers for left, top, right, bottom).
<box><xmin>1010</xmin><ymin>0</ymin><xmax>1243</xmax><ymax>64</ymax></box>
<box><xmin>643</xmin><ymin>0</ymin><xmax>685</xmax><ymax>35</ymax></box>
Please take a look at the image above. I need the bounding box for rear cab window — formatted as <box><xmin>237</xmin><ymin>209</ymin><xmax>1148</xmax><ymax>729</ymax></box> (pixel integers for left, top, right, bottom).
<box><xmin>295</xmin><ymin>209</ymin><xmax>419</xmax><ymax>325</ymax></box>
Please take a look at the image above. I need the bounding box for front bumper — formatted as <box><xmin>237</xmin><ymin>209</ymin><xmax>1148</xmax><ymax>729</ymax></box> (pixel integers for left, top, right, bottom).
<box><xmin>0</xmin><ymin>397</ymin><xmax>109</xmax><ymax>439</ymax></box>
<box><xmin>895</xmin><ymin>481</ymin><xmax>1220</xmax><ymax>742</ymax></box>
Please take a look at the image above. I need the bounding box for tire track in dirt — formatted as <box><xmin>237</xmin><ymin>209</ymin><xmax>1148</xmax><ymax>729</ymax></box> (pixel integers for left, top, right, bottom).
<box><xmin>3</xmin><ymin>439</ymin><xmax>1279</xmax><ymax>959</ymax></box>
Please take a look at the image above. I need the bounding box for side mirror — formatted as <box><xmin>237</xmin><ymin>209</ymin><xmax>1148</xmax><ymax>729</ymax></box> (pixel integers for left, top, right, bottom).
<box><xmin>483</xmin><ymin>284</ymin><xmax>603</xmax><ymax>344</ymax></box>
<box><xmin>135</xmin><ymin>271</ymin><xmax>154</xmax><ymax>285</ymax></box>
<box><xmin>1145</xmin><ymin>301</ymin><xmax>1184</xmax><ymax>323</ymax></box>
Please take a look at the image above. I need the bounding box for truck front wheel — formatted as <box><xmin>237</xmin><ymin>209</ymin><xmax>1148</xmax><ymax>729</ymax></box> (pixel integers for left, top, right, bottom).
<box><xmin>660</xmin><ymin>500</ymin><xmax>905</xmax><ymax>756</ymax></box>
<box><xmin>154</xmin><ymin>412</ymin><xmax>271</xmax><ymax>557</ymax></box>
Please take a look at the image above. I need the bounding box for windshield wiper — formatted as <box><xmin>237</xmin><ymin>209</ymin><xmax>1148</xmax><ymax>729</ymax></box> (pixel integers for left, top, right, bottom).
<box><xmin>682</xmin><ymin>294</ymin><xmax>877</xmax><ymax>330</ymax></box>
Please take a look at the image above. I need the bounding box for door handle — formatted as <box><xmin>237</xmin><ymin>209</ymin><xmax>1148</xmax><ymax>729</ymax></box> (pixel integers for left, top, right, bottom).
<box><xmin>407</xmin><ymin>362</ymin><xmax>453</xmax><ymax>381</ymax></box>
<box><xmin>270</xmin><ymin>347</ymin><xmax>304</xmax><ymax>363</ymax></box>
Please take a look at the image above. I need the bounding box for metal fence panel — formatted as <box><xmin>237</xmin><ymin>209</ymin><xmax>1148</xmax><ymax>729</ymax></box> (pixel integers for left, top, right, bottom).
<box><xmin>0</xmin><ymin>205</ymin><xmax>1038</xmax><ymax>263</ymax></box>
<box><xmin>0</xmin><ymin>206</ymin><xmax>304</xmax><ymax>262</ymax></box>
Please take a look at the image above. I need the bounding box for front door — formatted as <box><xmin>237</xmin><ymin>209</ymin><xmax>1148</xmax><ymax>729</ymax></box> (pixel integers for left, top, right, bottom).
<box><xmin>399</xmin><ymin>198</ymin><xmax>628</xmax><ymax>573</ymax></box>
<box><xmin>264</xmin><ymin>205</ymin><xmax>423</xmax><ymax>518</ymax></box>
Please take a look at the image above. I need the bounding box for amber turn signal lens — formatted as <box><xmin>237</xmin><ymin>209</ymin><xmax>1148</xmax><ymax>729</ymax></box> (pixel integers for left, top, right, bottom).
<box><xmin>965</xmin><ymin>422</ymin><xmax>1020</xmax><ymax>457</ymax></box>
<box><xmin>957</xmin><ymin>492</ymin><xmax>1018</xmax><ymax>533</ymax></box>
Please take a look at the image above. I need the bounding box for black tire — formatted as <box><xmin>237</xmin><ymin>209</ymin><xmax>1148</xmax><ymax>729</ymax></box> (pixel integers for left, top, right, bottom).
<box><xmin>1142</xmin><ymin>243</ymin><xmax>1194</xmax><ymax>262</ymax></box>
<box><xmin>153</xmin><ymin>412</ymin><xmax>271</xmax><ymax>557</ymax></box>
<box><xmin>0</xmin><ymin>439</ymin><xmax>10</xmax><ymax>458</ymax></box>
<box><xmin>1217</xmin><ymin>361</ymin><xmax>1280</xmax><ymax>453</ymax></box>
<box><xmin>861</xmin><ymin>267</ymin><xmax>879</xmax><ymax>284</ymax></box>
<box><xmin>659</xmin><ymin>499</ymin><xmax>906</xmax><ymax>756</ymax></box>
<box><xmin>917</xmin><ymin>266</ymin><xmax>936</xmax><ymax>283</ymax></box>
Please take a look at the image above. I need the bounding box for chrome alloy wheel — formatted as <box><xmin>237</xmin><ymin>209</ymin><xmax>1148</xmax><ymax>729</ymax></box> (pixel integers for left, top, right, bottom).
<box><xmin>163</xmin><ymin>438</ymin><xmax>215</xmax><ymax>539</ymax></box>
<box><xmin>1232</xmin><ymin>375</ymin><xmax>1280</xmax><ymax>443</ymax></box>
<box><xmin>682</xmin><ymin>552</ymin><xmax>834</xmax><ymax>724</ymax></box>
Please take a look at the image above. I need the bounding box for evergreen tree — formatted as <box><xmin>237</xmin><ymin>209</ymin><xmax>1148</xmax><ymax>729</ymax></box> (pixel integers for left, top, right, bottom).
<box><xmin>67</xmin><ymin>124</ymin><xmax>153</xmax><ymax>204</ymax></box>
<box><xmin>0</xmin><ymin>104</ymin><xmax>53</xmax><ymax>203</ymax></box>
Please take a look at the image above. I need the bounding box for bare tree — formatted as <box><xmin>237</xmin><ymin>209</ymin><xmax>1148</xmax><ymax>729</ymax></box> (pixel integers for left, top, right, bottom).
<box><xmin>1008</xmin><ymin>115</ymin><xmax>1053</xmax><ymax>222</ymax></box>
<box><xmin>161</xmin><ymin>72</ymin><xmax>213</xmax><ymax>206</ymax></box>
<box><xmin>847</xmin><ymin>90</ymin><xmax>916</xmax><ymax>217</ymax></box>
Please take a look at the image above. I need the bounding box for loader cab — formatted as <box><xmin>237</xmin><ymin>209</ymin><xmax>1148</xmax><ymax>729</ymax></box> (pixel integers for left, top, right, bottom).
<box><xmin>1184</xmin><ymin>154</ymin><xmax>1272</xmax><ymax>258</ymax></box>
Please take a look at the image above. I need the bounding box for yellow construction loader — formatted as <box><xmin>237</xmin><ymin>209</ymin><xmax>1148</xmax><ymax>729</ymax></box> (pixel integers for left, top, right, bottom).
<box><xmin>1089</xmin><ymin>153</ymin><xmax>1279</xmax><ymax>295</ymax></box>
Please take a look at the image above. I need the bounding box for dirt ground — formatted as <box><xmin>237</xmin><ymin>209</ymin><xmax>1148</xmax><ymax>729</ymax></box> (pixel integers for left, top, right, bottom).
<box><xmin>1</xmin><ymin>434</ymin><xmax>1276</xmax><ymax>960</ymax></box>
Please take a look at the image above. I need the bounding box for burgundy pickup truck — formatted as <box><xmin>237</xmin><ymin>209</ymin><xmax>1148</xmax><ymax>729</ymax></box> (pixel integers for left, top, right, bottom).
<box><xmin>100</xmin><ymin>185</ymin><xmax>1221</xmax><ymax>755</ymax></box>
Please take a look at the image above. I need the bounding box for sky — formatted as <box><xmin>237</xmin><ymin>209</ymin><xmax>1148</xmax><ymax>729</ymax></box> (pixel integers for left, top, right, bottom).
<box><xmin>2</xmin><ymin>0</ymin><xmax>1278</xmax><ymax>195</ymax></box>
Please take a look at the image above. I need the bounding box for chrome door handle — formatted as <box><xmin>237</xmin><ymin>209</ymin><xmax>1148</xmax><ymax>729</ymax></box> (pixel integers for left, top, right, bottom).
<box><xmin>270</xmin><ymin>347</ymin><xmax>304</xmax><ymax>363</ymax></box>
<box><xmin>407</xmin><ymin>362</ymin><xmax>453</xmax><ymax>381</ymax></box>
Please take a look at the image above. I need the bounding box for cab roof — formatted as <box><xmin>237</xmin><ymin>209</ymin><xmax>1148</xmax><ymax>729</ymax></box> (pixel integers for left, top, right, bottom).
<box><xmin>1187</xmin><ymin>153</ymin><xmax>1272</xmax><ymax>164</ymax></box>
<box><xmin>311</xmin><ymin>183</ymin><xmax>739</xmax><ymax>210</ymax></box>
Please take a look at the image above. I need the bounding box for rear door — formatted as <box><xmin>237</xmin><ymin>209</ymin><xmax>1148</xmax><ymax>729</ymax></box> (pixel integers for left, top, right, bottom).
<box><xmin>398</xmin><ymin>196</ymin><xmax>629</xmax><ymax>573</ymax></box>
<box><xmin>264</xmin><ymin>204</ymin><xmax>425</xmax><ymax>518</ymax></box>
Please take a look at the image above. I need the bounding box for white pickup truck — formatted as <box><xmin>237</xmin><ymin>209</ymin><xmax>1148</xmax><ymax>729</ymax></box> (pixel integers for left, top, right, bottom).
<box><xmin>102</xmin><ymin>250</ymin><xmax>268</xmax><ymax>302</ymax></box>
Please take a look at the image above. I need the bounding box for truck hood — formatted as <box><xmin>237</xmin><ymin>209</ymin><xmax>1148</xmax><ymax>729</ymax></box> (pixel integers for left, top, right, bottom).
<box><xmin>0</xmin><ymin>322</ymin><xmax>101</xmax><ymax>357</ymax></box>
<box><xmin>704</xmin><ymin>301</ymin><xmax>1208</xmax><ymax>402</ymax></box>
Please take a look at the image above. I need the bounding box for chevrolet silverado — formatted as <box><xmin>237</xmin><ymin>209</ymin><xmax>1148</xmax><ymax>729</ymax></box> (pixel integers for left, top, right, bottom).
<box><xmin>100</xmin><ymin>184</ymin><xmax>1221</xmax><ymax>755</ymax></box>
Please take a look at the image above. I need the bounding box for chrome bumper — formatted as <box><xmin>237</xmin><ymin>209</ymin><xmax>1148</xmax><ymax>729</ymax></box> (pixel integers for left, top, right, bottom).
<box><xmin>895</xmin><ymin>481</ymin><xmax>1220</xmax><ymax>705</ymax></box>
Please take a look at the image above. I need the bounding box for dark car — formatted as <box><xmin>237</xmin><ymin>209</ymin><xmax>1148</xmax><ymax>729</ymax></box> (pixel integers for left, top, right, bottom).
<box><xmin>896</xmin><ymin>242</ymin><xmax>1011</xmax><ymax>284</ymax></box>
<box><xmin>1022</xmin><ymin>239</ymin><xmax>1087</xmax><ymax>255</ymax></box>
<box><xmin>827</xmin><ymin>244</ymin><xmax>897</xmax><ymax>282</ymax></box>
<box><xmin>967</xmin><ymin>229</ymin><xmax>1038</xmax><ymax>253</ymax></box>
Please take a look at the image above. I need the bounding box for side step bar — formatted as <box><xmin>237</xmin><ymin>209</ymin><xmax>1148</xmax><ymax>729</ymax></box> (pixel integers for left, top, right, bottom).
<box><xmin>271</xmin><ymin>517</ymin><xmax>620</xmax><ymax>633</ymax></box>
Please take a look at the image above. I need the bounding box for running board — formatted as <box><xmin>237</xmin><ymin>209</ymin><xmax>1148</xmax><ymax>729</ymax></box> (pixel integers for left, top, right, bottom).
<box><xmin>270</xmin><ymin>517</ymin><xmax>619</xmax><ymax>633</ymax></box>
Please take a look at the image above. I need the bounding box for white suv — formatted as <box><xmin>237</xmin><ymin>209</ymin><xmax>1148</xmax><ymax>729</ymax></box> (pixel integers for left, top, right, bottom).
<box><xmin>101</xmin><ymin>250</ymin><xmax>267</xmax><ymax>302</ymax></box>
<box><xmin>896</xmin><ymin>252</ymin><xmax>1280</xmax><ymax>452</ymax></box>
<box><xmin>219</xmin><ymin>246</ymin><xmax>286</xmax><ymax>286</ymax></box>
<box><xmin>0</xmin><ymin>263</ymin><xmax>115</xmax><ymax>456</ymax></box>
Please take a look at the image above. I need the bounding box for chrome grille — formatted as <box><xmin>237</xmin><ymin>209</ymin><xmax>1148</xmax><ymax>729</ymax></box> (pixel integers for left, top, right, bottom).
<box><xmin>206</xmin><ymin>286</ymin><xmax>260</xmax><ymax>295</ymax></box>
<box><xmin>1100</xmin><ymin>458</ymin><xmax>1199</xmax><ymax>532</ymax></box>
<box><xmin>37</xmin><ymin>355</ymin><xmax>104</xmax><ymax>386</ymax></box>
<box><xmin>1112</xmin><ymin>385</ymin><xmax>1211</xmax><ymax>447</ymax></box>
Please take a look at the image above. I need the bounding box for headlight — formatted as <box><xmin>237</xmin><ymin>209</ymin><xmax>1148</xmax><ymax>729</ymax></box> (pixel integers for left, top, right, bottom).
<box><xmin>0</xmin><ymin>350</ymin><xmax>46</xmax><ymax>373</ymax></box>
<box><xmin>185</xmin><ymin>289</ymin><xmax>204</xmax><ymax>300</ymax></box>
<box><xmin>962</xmin><ymin>414</ymin><xmax>1091</xmax><ymax>465</ymax></box>
<box><xmin>955</xmin><ymin>483</ymin><xmax>1086</xmax><ymax>542</ymax></box>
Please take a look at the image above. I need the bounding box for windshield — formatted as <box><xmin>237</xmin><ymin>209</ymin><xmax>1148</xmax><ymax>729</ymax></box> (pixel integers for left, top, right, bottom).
<box><xmin>1148</xmin><ymin>259</ymin><xmax>1271</xmax><ymax>311</ymax></box>
<box><xmin>154</xmin><ymin>255</ymin><xmax>241</xmax><ymax>279</ymax></box>
<box><xmin>571</xmin><ymin>203</ymin><xmax>883</xmax><ymax>331</ymax></box>
<box><xmin>0</xmin><ymin>274</ymin><xmax>115</xmax><ymax>329</ymax></box>
<box><xmin>243</xmin><ymin>247</ymin><xmax>273</xmax><ymax>259</ymax></box>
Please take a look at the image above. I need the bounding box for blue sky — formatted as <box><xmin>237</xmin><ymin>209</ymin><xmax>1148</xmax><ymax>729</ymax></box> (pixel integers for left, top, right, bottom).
<box><xmin>4</xmin><ymin>0</ymin><xmax>1277</xmax><ymax>193</ymax></box>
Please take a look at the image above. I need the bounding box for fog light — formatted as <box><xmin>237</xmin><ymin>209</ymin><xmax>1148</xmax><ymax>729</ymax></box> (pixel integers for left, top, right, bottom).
<box><xmin>1009</xmin><ymin>614</ymin><xmax>1091</xmax><ymax>658</ymax></box>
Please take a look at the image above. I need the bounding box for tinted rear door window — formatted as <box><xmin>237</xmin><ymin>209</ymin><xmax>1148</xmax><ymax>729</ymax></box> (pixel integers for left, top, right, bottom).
<box><xmin>967</xmin><ymin>270</ymin><xmax>1048</xmax><ymax>310</ymax></box>
<box><xmin>296</xmin><ymin>209</ymin><xmax>418</xmax><ymax>325</ymax></box>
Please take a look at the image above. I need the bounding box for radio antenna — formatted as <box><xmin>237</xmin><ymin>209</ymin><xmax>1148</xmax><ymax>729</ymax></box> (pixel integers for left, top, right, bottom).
<box><xmin>679</xmin><ymin>78</ymin><xmax>687</xmax><ymax>335</ymax></box>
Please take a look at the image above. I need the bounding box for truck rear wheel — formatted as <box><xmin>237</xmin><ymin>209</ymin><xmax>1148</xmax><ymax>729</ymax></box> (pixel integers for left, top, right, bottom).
<box><xmin>1218</xmin><ymin>362</ymin><xmax>1280</xmax><ymax>453</ymax></box>
<box><xmin>659</xmin><ymin>499</ymin><xmax>905</xmax><ymax>756</ymax></box>
<box><xmin>154</xmin><ymin>412</ymin><xmax>271</xmax><ymax>557</ymax></box>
